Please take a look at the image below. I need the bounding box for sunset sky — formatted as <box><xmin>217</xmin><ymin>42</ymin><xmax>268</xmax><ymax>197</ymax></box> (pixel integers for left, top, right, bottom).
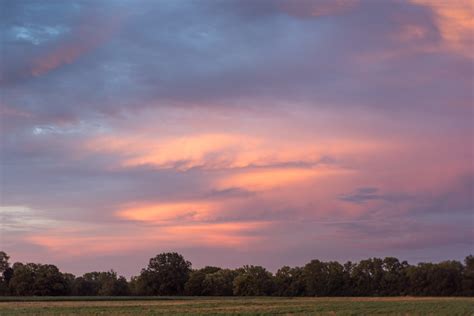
<box><xmin>1</xmin><ymin>0</ymin><xmax>473</xmax><ymax>277</ymax></box>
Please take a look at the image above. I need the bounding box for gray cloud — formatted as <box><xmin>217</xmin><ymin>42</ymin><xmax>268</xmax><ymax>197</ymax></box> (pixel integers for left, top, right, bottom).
<box><xmin>1</xmin><ymin>0</ymin><xmax>472</xmax><ymax>275</ymax></box>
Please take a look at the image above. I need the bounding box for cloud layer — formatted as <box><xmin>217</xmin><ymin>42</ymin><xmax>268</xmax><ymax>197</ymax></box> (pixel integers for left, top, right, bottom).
<box><xmin>1</xmin><ymin>0</ymin><xmax>472</xmax><ymax>276</ymax></box>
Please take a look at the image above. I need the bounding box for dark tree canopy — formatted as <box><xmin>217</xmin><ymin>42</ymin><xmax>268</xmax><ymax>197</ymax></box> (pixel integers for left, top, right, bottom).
<box><xmin>137</xmin><ymin>252</ymin><xmax>192</xmax><ymax>295</ymax></box>
<box><xmin>9</xmin><ymin>263</ymin><xmax>70</xmax><ymax>296</ymax></box>
<box><xmin>0</xmin><ymin>252</ymin><xmax>11</xmax><ymax>295</ymax></box>
<box><xmin>0</xmin><ymin>252</ymin><xmax>9</xmax><ymax>276</ymax></box>
<box><xmin>303</xmin><ymin>260</ymin><xmax>346</xmax><ymax>296</ymax></box>
<box><xmin>184</xmin><ymin>266</ymin><xmax>221</xmax><ymax>296</ymax></box>
<box><xmin>72</xmin><ymin>271</ymin><xmax>129</xmax><ymax>296</ymax></box>
<box><xmin>462</xmin><ymin>255</ymin><xmax>474</xmax><ymax>296</ymax></box>
<box><xmin>1</xmin><ymin>251</ymin><xmax>473</xmax><ymax>297</ymax></box>
<box><xmin>233</xmin><ymin>265</ymin><xmax>274</xmax><ymax>296</ymax></box>
<box><xmin>202</xmin><ymin>269</ymin><xmax>237</xmax><ymax>296</ymax></box>
<box><xmin>274</xmin><ymin>266</ymin><xmax>305</xmax><ymax>296</ymax></box>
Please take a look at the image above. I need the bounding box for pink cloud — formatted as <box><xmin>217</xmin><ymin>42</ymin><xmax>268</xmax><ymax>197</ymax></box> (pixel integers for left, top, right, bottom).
<box><xmin>410</xmin><ymin>0</ymin><xmax>474</xmax><ymax>58</ymax></box>
<box><xmin>31</xmin><ymin>10</ymin><xmax>124</xmax><ymax>77</ymax></box>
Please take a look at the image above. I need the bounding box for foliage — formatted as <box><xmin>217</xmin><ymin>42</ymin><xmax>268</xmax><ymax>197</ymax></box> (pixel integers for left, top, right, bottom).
<box><xmin>303</xmin><ymin>260</ymin><xmax>345</xmax><ymax>296</ymax></box>
<box><xmin>72</xmin><ymin>271</ymin><xmax>129</xmax><ymax>296</ymax></box>
<box><xmin>9</xmin><ymin>263</ymin><xmax>70</xmax><ymax>296</ymax></box>
<box><xmin>0</xmin><ymin>252</ymin><xmax>11</xmax><ymax>295</ymax></box>
<box><xmin>136</xmin><ymin>252</ymin><xmax>191</xmax><ymax>295</ymax></box>
<box><xmin>202</xmin><ymin>269</ymin><xmax>237</xmax><ymax>296</ymax></box>
<box><xmin>233</xmin><ymin>265</ymin><xmax>274</xmax><ymax>296</ymax></box>
<box><xmin>184</xmin><ymin>266</ymin><xmax>221</xmax><ymax>295</ymax></box>
<box><xmin>462</xmin><ymin>255</ymin><xmax>474</xmax><ymax>296</ymax></box>
<box><xmin>274</xmin><ymin>266</ymin><xmax>305</xmax><ymax>296</ymax></box>
<box><xmin>0</xmin><ymin>252</ymin><xmax>9</xmax><ymax>277</ymax></box>
<box><xmin>1</xmin><ymin>250</ymin><xmax>473</xmax><ymax>297</ymax></box>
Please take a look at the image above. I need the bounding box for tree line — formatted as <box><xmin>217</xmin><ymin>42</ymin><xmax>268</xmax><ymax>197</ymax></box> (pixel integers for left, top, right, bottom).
<box><xmin>1</xmin><ymin>251</ymin><xmax>473</xmax><ymax>296</ymax></box>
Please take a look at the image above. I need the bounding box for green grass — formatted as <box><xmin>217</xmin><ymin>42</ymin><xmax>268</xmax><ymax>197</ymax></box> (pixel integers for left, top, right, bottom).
<box><xmin>0</xmin><ymin>297</ymin><xmax>473</xmax><ymax>315</ymax></box>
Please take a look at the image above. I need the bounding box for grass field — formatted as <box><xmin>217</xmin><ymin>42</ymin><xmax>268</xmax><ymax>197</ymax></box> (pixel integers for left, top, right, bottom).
<box><xmin>0</xmin><ymin>296</ymin><xmax>473</xmax><ymax>315</ymax></box>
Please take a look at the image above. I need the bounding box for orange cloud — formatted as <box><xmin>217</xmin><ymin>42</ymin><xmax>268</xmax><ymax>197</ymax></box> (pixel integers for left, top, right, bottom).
<box><xmin>86</xmin><ymin>133</ymin><xmax>264</xmax><ymax>170</ymax></box>
<box><xmin>85</xmin><ymin>130</ymin><xmax>389</xmax><ymax>172</ymax></box>
<box><xmin>410</xmin><ymin>0</ymin><xmax>474</xmax><ymax>57</ymax></box>
<box><xmin>216</xmin><ymin>166</ymin><xmax>352</xmax><ymax>191</ymax></box>
<box><xmin>27</xmin><ymin>234</ymin><xmax>142</xmax><ymax>256</ymax></box>
<box><xmin>161</xmin><ymin>222</ymin><xmax>271</xmax><ymax>247</ymax></box>
<box><xmin>26</xmin><ymin>221</ymin><xmax>271</xmax><ymax>256</ymax></box>
<box><xmin>122</xmin><ymin>134</ymin><xmax>262</xmax><ymax>170</ymax></box>
<box><xmin>117</xmin><ymin>201</ymin><xmax>215</xmax><ymax>222</ymax></box>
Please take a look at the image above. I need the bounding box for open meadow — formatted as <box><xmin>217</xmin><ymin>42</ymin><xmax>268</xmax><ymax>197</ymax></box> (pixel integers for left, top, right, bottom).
<box><xmin>0</xmin><ymin>297</ymin><xmax>473</xmax><ymax>315</ymax></box>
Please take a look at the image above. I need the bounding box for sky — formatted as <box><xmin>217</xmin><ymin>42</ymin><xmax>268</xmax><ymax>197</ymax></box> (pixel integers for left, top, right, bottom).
<box><xmin>0</xmin><ymin>0</ymin><xmax>473</xmax><ymax>277</ymax></box>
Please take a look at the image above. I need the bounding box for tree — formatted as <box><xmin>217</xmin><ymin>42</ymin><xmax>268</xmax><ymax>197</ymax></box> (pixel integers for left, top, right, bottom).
<box><xmin>9</xmin><ymin>263</ymin><xmax>70</xmax><ymax>296</ymax></box>
<box><xmin>72</xmin><ymin>271</ymin><xmax>129</xmax><ymax>296</ymax></box>
<box><xmin>0</xmin><ymin>252</ymin><xmax>11</xmax><ymax>295</ymax></box>
<box><xmin>351</xmin><ymin>258</ymin><xmax>384</xmax><ymax>296</ymax></box>
<box><xmin>202</xmin><ymin>269</ymin><xmax>237</xmax><ymax>296</ymax></box>
<box><xmin>302</xmin><ymin>260</ymin><xmax>326</xmax><ymax>296</ymax></box>
<box><xmin>184</xmin><ymin>271</ymin><xmax>205</xmax><ymax>296</ymax></box>
<box><xmin>33</xmin><ymin>264</ymin><xmax>71</xmax><ymax>296</ymax></box>
<box><xmin>406</xmin><ymin>263</ymin><xmax>431</xmax><ymax>296</ymax></box>
<box><xmin>62</xmin><ymin>273</ymin><xmax>75</xmax><ymax>295</ymax></box>
<box><xmin>380</xmin><ymin>257</ymin><xmax>408</xmax><ymax>296</ymax></box>
<box><xmin>0</xmin><ymin>252</ymin><xmax>9</xmax><ymax>276</ymax></box>
<box><xmin>405</xmin><ymin>261</ymin><xmax>463</xmax><ymax>296</ymax></box>
<box><xmin>8</xmin><ymin>263</ymin><xmax>34</xmax><ymax>295</ymax></box>
<box><xmin>128</xmin><ymin>276</ymin><xmax>140</xmax><ymax>296</ymax></box>
<box><xmin>3</xmin><ymin>251</ymin><xmax>474</xmax><ymax>297</ymax></box>
<box><xmin>233</xmin><ymin>266</ymin><xmax>274</xmax><ymax>296</ymax></box>
<box><xmin>274</xmin><ymin>266</ymin><xmax>305</xmax><ymax>296</ymax></box>
<box><xmin>302</xmin><ymin>260</ymin><xmax>345</xmax><ymax>296</ymax></box>
<box><xmin>462</xmin><ymin>255</ymin><xmax>474</xmax><ymax>296</ymax></box>
<box><xmin>138</xmin><ymin>252</ymin><xmax>191</xmax><ymax>295</ymax></box>
<box><xmin>131</xmin><ymin>270</ymin><xmax>156</xmax><ymax>295</ymax></box>
<box><xmin>129</xmin><ymin>273</ymin><xmax>152</xmax><ymax>296</ymax></box>
<box><xmin>428</xmin><ymin>261</ymin><xmax>463</xmax><ymax>296</ymax></box>
<box><xmin>72</xmin><ymin>276</ymin><xmax>98</xmax><ymax>296</ymax></box>
<box><xmin>96</xmin><ymin>271</ymin><xmax>129</xmax><ymax>296</ymax></box>
<box><xmin>341</xmin><ymin>261</ymin><xmax>355</xmax><ymax>296</ymax></box>
<box><xmin>185</xmin><ymin>266</ymin><xmax>221</xmax><ymax>295</ymax></box>
<box><xmin>325</xmin><ymin>261</ymin><xmax>345</xmax><ymax>296</ymax></box>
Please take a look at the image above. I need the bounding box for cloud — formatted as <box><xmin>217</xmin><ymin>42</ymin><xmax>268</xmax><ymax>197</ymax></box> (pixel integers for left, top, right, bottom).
<box><xmin>85</xmin><ymin>133</ymin><xmax>263</xmax><ymax>170</ymax></box>
<box><xmin>0</xmin><ymin>0</ymin><xmax>472</xmax><ymax>275</ymax></box>
<box><xmin>0</xmin><ymin>206</ymin><xmax>60</xmax><ymax>232</ymax></box>
<box><xmin>23</xmin><ymin>220</ymin><xmax>273</xmax><ymax>258</ymax></box>
<box><xmin>1</xmin><ymin>2</ymin><xmax>126</xmax><ymax>85</ymax></box>
<box><xmin>217</xmin><ymin>166</ymin><xmax>352</xmax><ymax>191</ymax></box>
<box><xmin>338</xmin><ymin>187</ymin><xmax>413</xmax><ymax>204</ymax></box>
<box><xmin>30</xmin><ymin>11</ymin><xmax>124</xmax><ymax>77</ymax></box>
<box><xmin>278</xmin><ymin>0</ymin><xmax>359</xmax><ymax>18</ymax></box>
<box><xmin>117</xmin><ymin>201</ymin><xmax>215</xmax><ymax>223</ymax></box>
<box><xmin>410</xmin><ymin>0</ymin><xmax>474</xmax><ymax>57</ymax></box>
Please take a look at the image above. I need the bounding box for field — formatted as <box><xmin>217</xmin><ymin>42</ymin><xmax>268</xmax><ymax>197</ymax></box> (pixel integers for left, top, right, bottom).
<box><xmin>0</xmin><ymin>297</ymin><xmax>473</xmax><ymax>315</ymax></box>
